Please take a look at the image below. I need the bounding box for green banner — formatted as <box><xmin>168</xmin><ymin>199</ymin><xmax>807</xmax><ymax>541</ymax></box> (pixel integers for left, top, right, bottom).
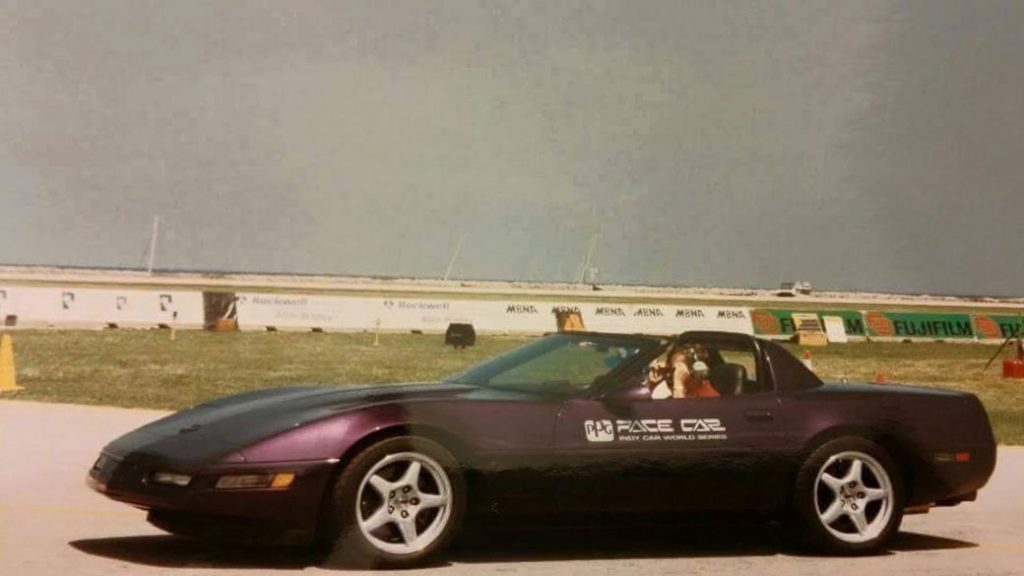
<box><xmin>751</xmin><ymin>309</ymin><xmax>866</xmax><ymax>337</ymax></box>
<box><xmin>972</xmin><ymin>314</ymin><xmax>1024</xmax><ymax>340</ymax></box>
<box><xmin>752</xmin><ymin>308</ymin><xmax>1022</xmax><ymax>341</ymax></box>
<box><xmin>865</xmin><ymin>312</ymin><xmax>974</xmax><ymax>339</ymax></box>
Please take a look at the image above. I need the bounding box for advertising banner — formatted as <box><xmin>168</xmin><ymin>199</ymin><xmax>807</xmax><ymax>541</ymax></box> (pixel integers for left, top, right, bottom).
<box><xmin>864</xmin><ymin>311</ymin><xmax>975</xmax><ymax>340</ymax></box>
<box><xmin>971</xmin><ymin>314</ymin><xmax>1024</xmax><ymax>340</ymax></box>
<box><xmin>579</xmin><ymin>304</ymin><xmax>753</xmax><ymax>335</ymax></box>
<box><xmin>236</xmin><ymin>292</ymin><xmax>754</xmax><ymax>335</ymax></box>
<box><xmin>235</xmin><ymin>293</ymin><xmax>465</xmax><ymax>332</ymax></box>
<box><xmin>751</xmin><ymin>309</ymin><xmax>867</xmax><ymax>338</ymax></box>
<box><xmin>822</xmin><ymin>316</ymin><xmax>849</xmax><ymax>343</ymax></box>
<box><xmin>481</xmin><ymin>301</ymin><xmax>569</xmax><ymax>333</ymax></box>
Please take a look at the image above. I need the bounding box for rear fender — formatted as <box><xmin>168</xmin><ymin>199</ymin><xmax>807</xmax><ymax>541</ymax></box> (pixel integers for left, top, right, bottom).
<box><xmin>795</xmin><ymin>425</ymin><xmax>923</xmax><ymax>503</ymax></box>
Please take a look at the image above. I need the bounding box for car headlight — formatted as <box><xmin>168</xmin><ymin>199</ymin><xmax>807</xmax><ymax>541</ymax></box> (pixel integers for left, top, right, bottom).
<box><xmin>215</xmin><ymin>473</ymin><xmax>295</xmax><ymax>490</ymax></box>
<box><xmin>149</xmin><ymin>471</ymin><xmax>192</xmax><ymax>487</ymax></box>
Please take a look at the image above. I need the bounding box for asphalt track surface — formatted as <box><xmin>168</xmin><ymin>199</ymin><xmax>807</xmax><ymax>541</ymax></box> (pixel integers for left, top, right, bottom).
<box><xmin>2</xmin><ymin>401</ymin><xmax>1022</xmax><ymax>575</ymax></box>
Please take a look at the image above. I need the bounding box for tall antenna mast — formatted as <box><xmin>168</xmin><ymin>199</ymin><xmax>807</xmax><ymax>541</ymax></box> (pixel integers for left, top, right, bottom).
<box><xmin>577</xmin><ymin>233</ymin><xmax>600</xmax><ymax>285</ymax></box>
<box><xmin>146</xmin><ymin>215</ymin><xmax>160</xmax><ymax>275</ymax></box>
<box><xmin>443</xmin><ymin>232</ymin><xmax>467</xmax><ymax>281</ymax></box>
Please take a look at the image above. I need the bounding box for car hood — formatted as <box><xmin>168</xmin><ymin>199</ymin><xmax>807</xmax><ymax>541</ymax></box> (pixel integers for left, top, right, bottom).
<box><xmin>103</xmin><ymin>382</ymin><xmax>475</xmax><ymax>464</ymax></box>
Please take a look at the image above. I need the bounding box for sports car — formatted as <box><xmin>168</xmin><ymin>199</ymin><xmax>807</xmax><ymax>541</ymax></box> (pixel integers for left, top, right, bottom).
<box><xmin>88</xmin><ymin>331</ymin><xmax>996</xmax><ymax>568</ymax></box>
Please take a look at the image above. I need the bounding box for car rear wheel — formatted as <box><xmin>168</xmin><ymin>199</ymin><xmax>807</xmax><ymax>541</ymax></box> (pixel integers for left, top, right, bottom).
<box><xmin>321</xmin><ymin>436</ymin><xmax>464</xmax><ymax>568</ymax></box>
<box><xmin>791</xmin><ymin>437</ymin><xmax>904</xmax><ymax>554</ymax></box>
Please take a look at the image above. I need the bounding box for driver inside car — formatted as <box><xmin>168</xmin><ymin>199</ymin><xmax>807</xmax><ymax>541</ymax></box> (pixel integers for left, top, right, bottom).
<box><xmin>646</xmin><ymin>344</ymin><xmax>720</xmax><ymax>399</ymax></box>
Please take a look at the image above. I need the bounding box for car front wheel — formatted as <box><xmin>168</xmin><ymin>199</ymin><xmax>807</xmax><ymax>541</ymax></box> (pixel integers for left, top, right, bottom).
<box><xmin>791</xmin><ymin>437</ymin><xmax>904</xmax><ymax>554</ymax></box>
<box><xmin>321</xmin><ymin>436</ymin><xmax>464</xmax><ymax>568</ymax></box>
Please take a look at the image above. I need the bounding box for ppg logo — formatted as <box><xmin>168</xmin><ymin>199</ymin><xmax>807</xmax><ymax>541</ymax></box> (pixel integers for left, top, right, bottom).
<box><xmin>584</xmin><ymin>420</ymin><xmax>615</xmax><ymax>442</ymax></box>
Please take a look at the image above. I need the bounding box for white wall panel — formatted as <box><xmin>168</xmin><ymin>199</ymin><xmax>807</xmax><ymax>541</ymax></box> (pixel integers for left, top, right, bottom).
<box><xmin>0</xmin><ymin>286</ymin><xmax>203</xmax><ymax>328</ymax></box>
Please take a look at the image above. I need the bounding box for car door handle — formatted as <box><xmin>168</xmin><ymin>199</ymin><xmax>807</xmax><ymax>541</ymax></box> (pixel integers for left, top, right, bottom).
<box><xmin>744</xmin><ymin>410</ymin><xmax>774</xmax><ymax>422</ymax></box>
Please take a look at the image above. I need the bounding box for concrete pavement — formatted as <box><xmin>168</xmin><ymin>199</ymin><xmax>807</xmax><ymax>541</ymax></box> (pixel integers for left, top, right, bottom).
<box><xmin>1</xmin><ymin>400</ymin><xmax>1021</xmax><ymax>575</ymax></box>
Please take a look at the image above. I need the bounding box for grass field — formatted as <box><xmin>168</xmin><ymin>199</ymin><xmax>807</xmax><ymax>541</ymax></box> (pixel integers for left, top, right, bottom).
<box><xmin>3</xmin><ymin>329</ymin><xmax>1022</xmax><ymax>443</ymax></box>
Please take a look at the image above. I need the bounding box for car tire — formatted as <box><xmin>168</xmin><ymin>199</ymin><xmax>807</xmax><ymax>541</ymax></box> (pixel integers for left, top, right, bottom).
<box><xmin>320</xmin><ymin>435</ymin><xmax>465</xmax><ymax>569</ymax></box>
<box><xmin>790</xmin><ymin>437</ymin><xmax>904</xmax><ymax>554</ymax></box>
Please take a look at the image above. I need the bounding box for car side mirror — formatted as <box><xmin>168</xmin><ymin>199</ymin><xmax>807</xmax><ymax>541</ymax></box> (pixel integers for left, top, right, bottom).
<box><xmin>605</xmin><ymin>380</ymin><xmax>652</xmax><ymax>402</ymax></box>
<box><xmin>600</xmin><ymin>382</ymin><xmax>648</xmax><ymax>417</ymax></box>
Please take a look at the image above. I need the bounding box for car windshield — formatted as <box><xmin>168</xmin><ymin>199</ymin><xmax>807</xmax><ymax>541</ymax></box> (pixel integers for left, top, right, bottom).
<box><xmin>445</xmin><ymin>333</ymin><xmax>657</xmax><ymax>394</ymax></box>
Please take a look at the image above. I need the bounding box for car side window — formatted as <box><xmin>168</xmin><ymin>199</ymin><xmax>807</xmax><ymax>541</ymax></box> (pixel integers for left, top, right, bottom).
<box><xmin>642</xmin><ymin>340</ymin><xmax>763</xmax><ymax>399</ymax></box>
<box><xmin>716</xmin><ymin>344</ymin><xmax>765</xmax><ymax>393</ymax></box>
<box><xmin>487</xmin><ymin>339</ymin><xmax>641</xmax><ymax>389</ymax></box>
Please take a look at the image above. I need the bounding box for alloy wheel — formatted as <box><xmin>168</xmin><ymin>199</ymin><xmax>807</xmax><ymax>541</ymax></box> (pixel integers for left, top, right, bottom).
<box><xmin>813</xmin><ymin>450</ymin><xmax>894</xmax><ymax>544</ymax></box>
<box><xmin>355</xmin><ymin>451</ymin><xmax>452</xmax><ymax>555</ymax></box>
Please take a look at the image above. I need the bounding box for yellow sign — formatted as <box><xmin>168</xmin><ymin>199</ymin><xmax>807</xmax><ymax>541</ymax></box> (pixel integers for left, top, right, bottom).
<box><xmin>792</xmin><ymin>313</ymin><xmax>828</xmax><ymax>347</ymax></box>
<box><xmin>0</xmin><ymin>334</ymin><xmax>23</xmax><ymax>393</ymax></box>
<box><xmin>556</xmin><ymin>310</ymin><xmax>586</xmax><ymax>332</ymax></box>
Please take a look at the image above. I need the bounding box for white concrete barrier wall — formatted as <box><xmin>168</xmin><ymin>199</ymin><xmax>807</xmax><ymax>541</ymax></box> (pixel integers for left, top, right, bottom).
<box><xmin>2</xmin><ymin>284</ymin><xmax>1013</xmax><ymax>341</ymax></box>
<box><xmin>0</xmin><ymin>285</ymin><xmax>754</xmax><ymax>335</ymax></box>
<box><xmin>0</xmin><ymin>285</ymin><xmax>204</xmax><ymax>329</ymax></box>
<box><xmin>235</xmin><ymin>292</ymin><xmax>754</xmax><ymax>335</ymax></box>
<box><xmin>235</xmin><ymin>294</ymin><xmax>509</xmax><ymax>332</ymax></box>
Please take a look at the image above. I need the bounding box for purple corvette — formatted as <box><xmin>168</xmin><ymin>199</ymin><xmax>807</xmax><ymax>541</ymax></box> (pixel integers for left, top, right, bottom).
<box><xmin>88</xmin><ymin>331</ymin><xmax>996</xmax><ymax>568</ymax></box>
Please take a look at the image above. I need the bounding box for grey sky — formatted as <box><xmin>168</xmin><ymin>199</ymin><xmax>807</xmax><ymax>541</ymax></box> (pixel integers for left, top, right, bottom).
<box><xmin>1</xmin><ymin>1</ymin><xmax>1022</xmax><ymax>296</ymax></box>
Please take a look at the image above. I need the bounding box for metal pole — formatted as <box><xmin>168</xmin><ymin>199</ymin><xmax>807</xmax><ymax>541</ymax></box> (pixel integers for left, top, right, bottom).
<box><xmin>578</xmin><ymin>233</ymin><xmax>599</xmax><ymax>285</ymax></box>
<box><xmin>146</xmin><ymin>216</ymin><xmax>160</xmax><ymax>275</ymax></box>
<box><xmin>443</xmin><ymin>232</ymin><xmax>466</xmax><ymax>281</ymax></box>
<box><xmin>1017</xmin><ymin>312</ymin><xmax>1023</xmax><ymax>360</ymax></box>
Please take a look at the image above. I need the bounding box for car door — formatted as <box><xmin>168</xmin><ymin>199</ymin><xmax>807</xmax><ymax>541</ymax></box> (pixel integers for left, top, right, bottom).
<box><xmin>447</xmin><ymin>391</ymin><xmax>566</xmax><ymax>521</ymax></box>
<box><xmin>442</xmin><ymin>332</ymin><xmax>664</xmax><ymax>520</ymax></box>
<box><xmin>553</xmin><ymin>336</ymin><xmax>792</xmax><ymax>514</ymax></box>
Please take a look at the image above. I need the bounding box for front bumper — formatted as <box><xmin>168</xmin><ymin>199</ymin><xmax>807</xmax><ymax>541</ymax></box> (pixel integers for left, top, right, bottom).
<box><xmin>87</xmin><ymin>451</ymin><xmax>337</xmax><ymax>538</ymax></box>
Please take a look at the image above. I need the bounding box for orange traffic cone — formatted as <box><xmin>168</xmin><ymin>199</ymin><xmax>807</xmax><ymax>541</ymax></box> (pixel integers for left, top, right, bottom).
<box><xmin>874</xmin><ymin>371</ymin><xmax>886</xmax><ymax>385</ymax></box>
<box><xmin>0</xmin><ymin>334</ymin><xmax>23</xmax><ymax>393</ymax></box>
